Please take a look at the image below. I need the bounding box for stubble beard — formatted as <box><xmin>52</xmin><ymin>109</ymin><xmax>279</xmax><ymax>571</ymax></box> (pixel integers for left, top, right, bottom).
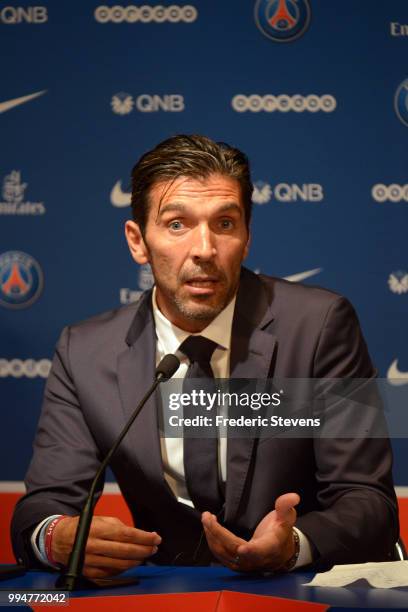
<box><xmin>173</xmin><ymin>289</ymin><xmax>229</xmax><ymax>321</ymax></box>
<box><xmin>172</xmin><ymin>271</ymin><xmax>239</xmax><ymax>322</ymax></box>
<box><xmin>155</xmin><ymin>269</ymin><xmax>239</xmax><ymax>324</ymax></box>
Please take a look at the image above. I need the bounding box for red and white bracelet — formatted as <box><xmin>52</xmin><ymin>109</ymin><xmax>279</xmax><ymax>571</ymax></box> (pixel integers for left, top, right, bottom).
<box><xmin>44</xmin><ymin>515</ymin><xmax>68</xmax><ymax>566</ymax></box>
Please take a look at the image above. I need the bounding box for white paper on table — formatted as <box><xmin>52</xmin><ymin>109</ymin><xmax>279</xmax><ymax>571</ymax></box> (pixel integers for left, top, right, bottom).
<box><xmin>303</xmin><ymin>561</ymin><xmax>408</xmax><ymax>589</ymax></box>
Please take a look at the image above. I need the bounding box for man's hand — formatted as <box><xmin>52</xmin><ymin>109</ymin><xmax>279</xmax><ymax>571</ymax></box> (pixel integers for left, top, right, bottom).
<box><xmin>52</xmin><ymin>516</ymin><xmax>161</xmax><ymax>578</ymax></box>
<box><xmin>201</xmin><ymin>492</ymin><xmax>300</xmax><ymax>572</ymax></box>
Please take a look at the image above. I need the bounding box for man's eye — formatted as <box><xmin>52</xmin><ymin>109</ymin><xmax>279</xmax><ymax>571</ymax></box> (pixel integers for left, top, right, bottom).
<box><xmin>169</xmin><ymin>220</ymin><xmax>184</xmax><ymax>230</ymax></box>
<box><xmin>220</xmin><ymin>219</ymin><xmax>234</xmax><ymax>229</ymax></box>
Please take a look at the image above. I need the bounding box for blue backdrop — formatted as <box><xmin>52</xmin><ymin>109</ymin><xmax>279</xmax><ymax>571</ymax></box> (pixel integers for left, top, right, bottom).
<box><xmin>1</xmin><ymin>0</ymin><xmax>407</xmax><ymax>484</ymax></box>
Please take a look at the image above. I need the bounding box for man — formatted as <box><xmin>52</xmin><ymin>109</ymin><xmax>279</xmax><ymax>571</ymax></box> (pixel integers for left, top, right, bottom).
<box><xmin>11</xmin><ymin>135</ymin><xmax>398</xmax><ymax>578</ymax></box>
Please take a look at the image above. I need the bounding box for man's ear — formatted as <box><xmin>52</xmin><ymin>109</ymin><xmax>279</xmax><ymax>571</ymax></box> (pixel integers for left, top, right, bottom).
<box><xmin>125</xmin><ymin>220</ymin><xmax>150</xmax><ymax>264</ymax></box>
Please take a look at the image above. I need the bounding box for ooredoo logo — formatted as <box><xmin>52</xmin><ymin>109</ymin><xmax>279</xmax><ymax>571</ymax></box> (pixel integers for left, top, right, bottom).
<box><xmin>0</xmin><ymin>358</ymin><xmax>51</xmax><ymax>378</ymax></box>
<box><xmin>231</xmin><ymin>94</ymin><xmax>336</xmax><ymax>113</ymax></box>
<box><xmin>254</xmin><ymin>0</ymin><xmax>311</xmax><ymax>42</ymax></box>
<box><xmin>0</xmin><ymin>251</ymin><xmax>44</xmax><ymax>309</ymax></box>
<box><xmin>95</xmin><ymin>5</ymin><xmax>197</xmax><ymax>23</ymax></box>
<box><xmin>394</xmin><ymin>79</ymin><xmax>408</xmax><ymax>127</ymax></box>
<box><xmin>372</xmin><ymin>184</ymin><xmax>408</xmax><ymax>203</ymax></box>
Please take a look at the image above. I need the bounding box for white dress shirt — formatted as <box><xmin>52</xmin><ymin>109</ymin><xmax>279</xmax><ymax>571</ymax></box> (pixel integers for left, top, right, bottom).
<box><xmin>152</xmin><ymin>287</ymin><xmax>235</xmax><ymax>505</ymax></box>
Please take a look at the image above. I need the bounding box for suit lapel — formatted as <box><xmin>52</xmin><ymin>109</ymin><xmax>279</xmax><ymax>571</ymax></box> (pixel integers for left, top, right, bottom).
<box><xmin>117</xmin><ymin>292</ymin><xmax>168</xmax><ymax>492</ymax></box>
<box><xmin>225</xmin><ymin>269</ymin><xmax>277</xmax><ymax>523</ymax></box>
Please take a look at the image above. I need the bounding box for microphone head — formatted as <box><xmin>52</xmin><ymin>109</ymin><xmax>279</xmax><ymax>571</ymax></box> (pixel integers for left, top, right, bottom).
<box><xmin>155</xmin><ymin>354</ymin><xmax>180</xmax><ymax>381</ymax></box>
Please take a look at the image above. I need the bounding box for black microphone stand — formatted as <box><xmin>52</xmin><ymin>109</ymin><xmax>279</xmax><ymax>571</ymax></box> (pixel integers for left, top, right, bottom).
<box><xmin>56</xmin><ymin>355</ymin><xmax>179</xmax><ymax>591</ymax></box>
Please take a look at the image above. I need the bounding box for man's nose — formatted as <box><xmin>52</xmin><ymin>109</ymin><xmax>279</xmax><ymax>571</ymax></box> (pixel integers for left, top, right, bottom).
<box><xmin>190</xmin><ymin>224</ymin><xmax>216</xmax><ymax>261</ymax></box>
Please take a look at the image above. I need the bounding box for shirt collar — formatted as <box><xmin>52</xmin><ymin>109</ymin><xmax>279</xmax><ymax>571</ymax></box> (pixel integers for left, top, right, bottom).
<box><xmin>152</xmin><ymin>286</ymin><xmax>236</xmax><ymax>355</ymax></box>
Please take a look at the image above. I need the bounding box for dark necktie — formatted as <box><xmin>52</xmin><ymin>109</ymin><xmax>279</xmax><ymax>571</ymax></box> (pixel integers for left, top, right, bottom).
<box><xmin>179</xmin><ymin>335</ymin><xmax>223</xmax><ymax>514</ymax></box>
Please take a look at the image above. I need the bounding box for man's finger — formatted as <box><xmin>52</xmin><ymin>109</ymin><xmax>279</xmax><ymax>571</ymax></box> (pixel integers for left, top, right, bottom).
<box><xmin>201</xmin><ymin>513</ymin><xmax>245</xmax><ymax>553</ymax></box>
<box><xmin>202</xmin><ymin>527</ymin><xmax>243</xmax><ymax>569</ymax></box>
<box><xmin>86</xmin><ymin>538</ymin><xmax>158</xmax><ymax>560</ymax></box>
<box><xmin>202</xmin><ymin>524</ymin><xmax>225</xmax><ymax>555</ymax></box>
<box><xmin>274</xmin><ymin>492</ymin><xmax>300</xmax><ymax>524</ymax></box>
<box><xmin>90</xmin><ymin>517</ymin><xmax>161</xmax><ymax>546</ymax></box>
<box><xmin>202</xmin><ymin>513</ymin><xmax>247</xmax><ymax>565</ymax></box>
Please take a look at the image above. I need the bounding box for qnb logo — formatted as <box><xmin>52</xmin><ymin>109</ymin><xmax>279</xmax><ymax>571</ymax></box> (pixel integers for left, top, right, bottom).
<box><xmin>120</xmin><ymin>264</ymin><xmax>154</xmax><ymax>304</ymax></box>
<box><xmin>388</xmin><ymin>271</ymin><xmax>408</xmax><ymax>295</ymax></box>
<box><xmin>0</xmin><ymin>358</ymin><xmax>51</xmax><ymax>378</ymax></box>
<box><xmin>252</xmin><ymin>181</ymin><xmax>324</xmax><ymax>204</ymax></box>
<box><xmin>95</xmin><ymin>5</ymin><xmax>197</xmax><ymax>23</ymax></box>
<box><xmin>255</xmin><ymin>0</ymin><xmax>311</xmax><ymax>42</ymax></box>
<box><xmin>111</xmin><ymin>93</ymin><xmax>185</xmax><ymax>115</ymax></box>
<box><xmin>372</xmin><ymin>184</ymin><xmax>408</xmax><ymax>203</ymax></box>
<box><xmin>231</xmin><ymin>94</ymin><xmax>336</xmax><ymax>113</ymax></box>
<box><xmin>0</xmin><ymin>6</ymin><xmax>47</xmax><ymax>23</ymax></box>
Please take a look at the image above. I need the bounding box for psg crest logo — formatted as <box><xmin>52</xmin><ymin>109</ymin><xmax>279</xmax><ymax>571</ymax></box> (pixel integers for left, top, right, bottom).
<box><xmin>254</xmin><ymin>0</ymin><xmax>311</xmax><ymax>42</ymax></box>
<box><xmin>394</xmin><ymin>78</ymin><xmax>408</xmax><ymax>127</ymax></box>
<box><xmin>0</xmin><ymin>250</ymin><xmax>44</xmax><ymax>309</ymax></box>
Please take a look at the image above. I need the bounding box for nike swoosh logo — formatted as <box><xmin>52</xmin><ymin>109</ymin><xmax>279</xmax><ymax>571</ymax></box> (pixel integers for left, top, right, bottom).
<box><xmin>387</xmin><ymin>359</ymin><xmax>408</xmax><ymax>385</ymax></box>
<box><xmin>284</xmin><ymin>268</ymin><xmax>322</xmax><ymax>283</ymax></box>
<box><xmin>111</xmin><ymin>180</ymin><xmax>131</xmax><ymax>207</ymax></box>
<box><xmin>0</xmin><ymin>90</ymin><xmax>47</xmax><ymax>114</ymax></box>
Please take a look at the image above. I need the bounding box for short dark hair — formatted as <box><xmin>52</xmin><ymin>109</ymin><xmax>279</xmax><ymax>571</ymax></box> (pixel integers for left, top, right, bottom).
<box><xmin>130</xmin><ymin>134</ymin><xmax>253</xmax><ymax>235</ymax></box>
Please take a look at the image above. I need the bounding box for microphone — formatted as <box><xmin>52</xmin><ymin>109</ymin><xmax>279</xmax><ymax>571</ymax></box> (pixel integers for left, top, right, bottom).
<box><xmin>56</xmin><ymin>354</ymin><xmax>180</xmax><ymax>591</ymax></box>
<box><xmin>155</xmin><ymin>353</ymin><xmax>180</xmax><ymax>381</ymax></box>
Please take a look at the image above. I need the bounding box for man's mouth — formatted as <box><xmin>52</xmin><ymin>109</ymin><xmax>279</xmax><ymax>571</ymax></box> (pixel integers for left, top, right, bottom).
<box><xmin>185</xmin><ymin>277</ymin><xmax>219</xmax><ymax>288</ymax></box>
<box><xmin>184</xmin><ymin>277</ymin><xmax>221</xmax><ymax>295</ymax></box>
